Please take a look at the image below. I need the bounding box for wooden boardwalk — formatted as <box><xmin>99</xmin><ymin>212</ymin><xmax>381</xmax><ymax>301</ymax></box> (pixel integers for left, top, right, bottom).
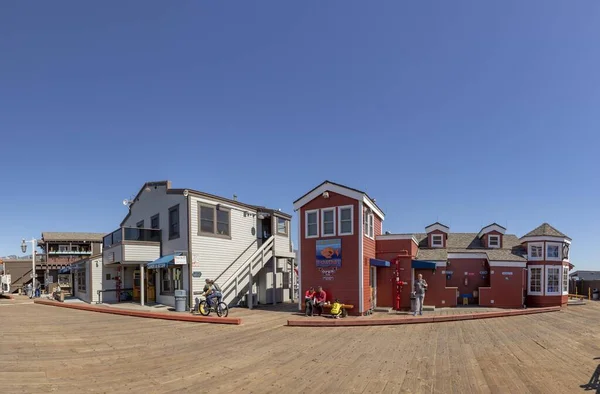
<box><xmin>1</xmin><ymin>298</ymin><xmax>600</xmax><ymax>393</ymax></box>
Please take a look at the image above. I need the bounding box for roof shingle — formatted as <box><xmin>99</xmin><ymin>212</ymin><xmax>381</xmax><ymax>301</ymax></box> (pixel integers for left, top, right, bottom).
<box><xmin>522</xmin><ymin>223</ymin><xmax>570</xmax><ymax>239</ymax></box>
<box><xmin>41</xmin><ymin>232</ymin><xmax>105</xmax><ymax>242</ymax></box>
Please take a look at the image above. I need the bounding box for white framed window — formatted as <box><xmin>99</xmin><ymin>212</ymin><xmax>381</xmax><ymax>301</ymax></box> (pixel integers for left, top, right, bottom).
<box><xmin>562</xmin><ymin>266</ymin><xmax>569</xmax><ymax>295</ymax></box>
<box><xmin>321</xmin><ymin>208</ymin><xmax>336</xmax><ymax>237</ymax></box>
<box><xmin>363</xmin><ymin>209</ymin><xmax>374</xmax><ymax>239</ymax></box>
<box><xmin>528</xmin><ymin>265</ymin><xmax>543</xmax><ymax>296</ymax></box>
<box><xmin>488</xmin><ymin>235</ymin><xmax>500</xmax><ymax>248</ymax></box>
<box><xmin>546</xmin><ymin>243</ymin><xmax>561</xmax><ymax>261</ymax></box>
<box><xmin>338</xmin><ymin>205</ymin><xmax>353</xmax><ymax>236</ymax></box>
<box><xmin>545</xmin><ymin>266</ymin><xmax>561</xmax><ymax>295</ymax></box>
<box><xmin>305</xmin><ymin>210</ymin><xmax>319</xmax><ymax>239</ymax></box>
<box><xmin>431</xmin><ymin>234</ymin><xmax>443</xmax><ymax>248</ymax></box>
<box><xmin>528</xmin><ymin>242</ymin><xmax>544</xmax><ymax>261</ymax></box>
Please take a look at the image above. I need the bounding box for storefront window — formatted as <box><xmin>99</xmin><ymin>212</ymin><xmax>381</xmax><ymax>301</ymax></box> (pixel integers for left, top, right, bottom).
<box><xmin>546</xmin><ymin>266</ymin><xmax>560</xmax><ymax>295</ymax></box>
<box><xmin>562</xmin><ymin>266</ymin><xmax>569</xmax><ymax>294</ymax></box>
<box><xmin>160</xmin><ymin>267</ymin><xmax>183</xmax><ymax>294</ymax></box>
<box><xmin>529</xmin><ymin>266</ymin><xmax>542</xmax><ymax>295</ymax></box>
<box><xmin>77</xmin><ymin>270</ymin><xmax>86</xmax><ymax>292</ymax></box>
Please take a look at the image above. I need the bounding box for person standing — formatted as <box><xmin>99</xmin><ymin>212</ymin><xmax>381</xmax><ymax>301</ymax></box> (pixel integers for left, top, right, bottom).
<box><xmin>413</xmin><ymin>273</ymin><xmax>428</xmax><ymax>316</ymax></box>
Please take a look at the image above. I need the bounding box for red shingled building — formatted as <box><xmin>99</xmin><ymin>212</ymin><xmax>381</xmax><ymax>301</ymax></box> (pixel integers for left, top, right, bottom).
<box><xmin>294</xmin><ymin>181</ymin><xmax>573</xmax><ymax>315</ymax></box>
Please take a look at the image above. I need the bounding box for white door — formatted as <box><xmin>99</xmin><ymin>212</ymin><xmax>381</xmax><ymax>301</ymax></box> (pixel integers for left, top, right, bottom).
<box><xmin>370</xmin><ymin>266</ymin><xmax>377</xmax><ymax>308</ymax></box>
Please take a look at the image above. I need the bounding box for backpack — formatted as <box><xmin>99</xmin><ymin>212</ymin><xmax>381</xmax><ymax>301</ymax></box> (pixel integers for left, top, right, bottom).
<box><xmin>212</xmin><ymin>283</ymin><xmax>222</xmax><ymax>293</ymax></box>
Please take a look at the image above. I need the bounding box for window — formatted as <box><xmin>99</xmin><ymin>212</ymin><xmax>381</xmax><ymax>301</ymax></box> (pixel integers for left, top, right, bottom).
<box><xmin>431</xmin><ymin>234</ymin><xmax>443</xmax><ymax>247</ymax></box>
<box><xmin>488</xmin><ymin>235</ymin><xmax>500</xmax><ymax>248</ymax></box>
<box><xmin>321</xmin><ymin>208</ymin><xmax>336</xmax><ymax>236</ymax></box>
<box><xmin>136</xmin><ymin>220</ymin><xmax>144</xmax><ymax>228</ymax></box>
<box><xmin>547</xmin><ymin>243</ymin><xmax>561</xmax><ymax>260</ymax></box>
<box><xmin>305</xmin><ymin>210</ymin><xmax>319</xmax><ymax>238</ymax></box>
<box><xmin>529</xmin><ymin>243</ymin><xmax>543</xmax><ymax>260</ymax></box>
<box><xmin>546</xmin><ymin>266</ymin><xmax>561</xmax><ymax>295</ymax></box>
<box><xmin>160</xmin><ymin>266</ymin><xmax>183</xmax><ymax>294</ymax></box>
<box><xmin>363</xmin><ymin>209</ymin><xmax>374</xmax><ymax>238</ymax></box>
<box><xmin>198</xmin><ymin>203</ymin><xmax>231</xmax><ymax>237</ymax></box>
<box><xmin>338</xmin><ymin>206</ymin><xmax>353</xmax><ymax>235</ymax></box>
<box><xmin>562</xmin><ymin>266</ymin><xmax>569</xmax><ymax>294</ymax></box>
<box><xmin>528</xmin><ymin>266</ymin><xmax>543</xmax><ymax>295</ymax></box>
<box><xmin>168</xmin><ymin>204</ymin><xmax>180</xmax><ymax>239</ymax></box>
<box><xmin>277</xmin><ymin>217</ymin><xmax>288</xmax><ymax>236</ymax></box>
<box><xmin>77</xmin><ymin>270</ymin><xmax>86</xmax><ymax>292</ymax></box>
<box><xmin>151</xmin><ymin>214</ymin><xmax>160</xmax><ymax>229</ymax></box>
<box><xmin>58</xmin><ymin>245</ymin><xmax>69</xmax><ymax>252</ymax></box>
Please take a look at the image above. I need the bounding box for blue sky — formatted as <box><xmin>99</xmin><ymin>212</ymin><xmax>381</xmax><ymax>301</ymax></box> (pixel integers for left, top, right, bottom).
<box><xmin>1</xmin><ymin>2</ymin><xmax>598</xmax><ymax>269</ymax></box>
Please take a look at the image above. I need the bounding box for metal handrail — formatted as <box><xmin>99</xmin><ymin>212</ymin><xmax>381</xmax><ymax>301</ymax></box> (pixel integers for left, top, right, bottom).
<box><xmin>213</xmin><ymin>240</ymin><xmax>258</xmax><ymax>283</ymax></box>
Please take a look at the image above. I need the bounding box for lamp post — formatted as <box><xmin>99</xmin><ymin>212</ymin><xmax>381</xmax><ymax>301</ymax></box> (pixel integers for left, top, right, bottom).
<box><xmin>21</xmin><ymin>238</ymin><xmax>37</xmax><ymax>298</ymax></box>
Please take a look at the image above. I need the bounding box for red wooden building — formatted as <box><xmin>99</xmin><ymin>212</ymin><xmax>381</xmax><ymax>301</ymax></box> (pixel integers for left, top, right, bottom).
<box><xmin>294</xmin><ymin>181</ymin><xmax>572</xmax><ymax>315</ymax></box>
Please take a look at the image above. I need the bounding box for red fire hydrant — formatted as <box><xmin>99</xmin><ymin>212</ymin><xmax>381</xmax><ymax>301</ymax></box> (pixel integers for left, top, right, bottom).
<box><xmin>394</xmin><ymin>259</ymin><xmax>407</xmax><ymax>311</ymax></box>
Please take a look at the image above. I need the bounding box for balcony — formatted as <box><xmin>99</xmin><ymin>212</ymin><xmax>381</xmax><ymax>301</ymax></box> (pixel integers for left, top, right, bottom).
<box><xmin>103</xmin><ymin>227</ymin><xmax>161</xmax><ymax>265</ymax></box>
<box><xmin>48</xmin><ymin>250</ymin><xmax>93</xmax><ymax>255</ymax></box>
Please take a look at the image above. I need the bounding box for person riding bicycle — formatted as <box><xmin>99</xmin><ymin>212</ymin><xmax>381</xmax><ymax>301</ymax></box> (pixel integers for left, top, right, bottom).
<box><xmin>204</xmin><ymin>279</ymin><xmax>223</xmax><ymax>308</ymax></box>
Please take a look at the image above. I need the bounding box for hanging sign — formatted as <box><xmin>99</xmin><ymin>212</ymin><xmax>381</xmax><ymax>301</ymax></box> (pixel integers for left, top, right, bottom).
<box><xmin>174</xmin><ymin>256</ymin><xmax>187</xmax><ymax>265</ymax></box>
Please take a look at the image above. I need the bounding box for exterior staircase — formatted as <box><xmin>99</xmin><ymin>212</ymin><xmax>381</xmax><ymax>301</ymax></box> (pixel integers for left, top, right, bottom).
<box><xmin>219</xmin><ymin>236</ymin><xmax>275</xmax><ymax>308</ymax></box>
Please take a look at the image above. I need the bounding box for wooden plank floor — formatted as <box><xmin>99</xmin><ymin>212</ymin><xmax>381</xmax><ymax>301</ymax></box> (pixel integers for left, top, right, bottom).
<box><xmin>1</xmin><ymin>299</ymin><xmax>600</xmax><ymax>393</ymax></box>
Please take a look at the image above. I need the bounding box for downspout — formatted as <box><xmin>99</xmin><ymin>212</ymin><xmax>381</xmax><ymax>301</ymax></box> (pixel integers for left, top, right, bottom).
<box><xmin>187</xmin><ymin>193</ymin><xmax>193</xmax><ymax>310</ymax></box>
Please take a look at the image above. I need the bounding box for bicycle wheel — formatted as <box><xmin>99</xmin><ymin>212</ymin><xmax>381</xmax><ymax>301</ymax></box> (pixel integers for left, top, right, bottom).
<box><xmin>198</xmin><ymin>300</ymin><xmax>211</xmax><ymax>316</ymax></box>
<box><xmin>216</xmin><ymin>302</ymin><xmax>229</xmax><ymax>317</ymax></box>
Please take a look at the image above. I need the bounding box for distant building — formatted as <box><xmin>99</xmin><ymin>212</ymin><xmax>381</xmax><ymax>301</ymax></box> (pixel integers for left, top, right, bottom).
<box><xmin>569</xmin><ymin>271</ymin><xmax>600</xmax><ymax>281</ymax></box>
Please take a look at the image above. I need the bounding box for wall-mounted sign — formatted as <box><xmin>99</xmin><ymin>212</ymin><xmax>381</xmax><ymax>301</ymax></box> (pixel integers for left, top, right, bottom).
<box><xmin>502</xmin><ymin>272</ymin><xmax>513</xmax><ymax>276</ymax></box>
<box><xmin>322</xmin><ymin>276</ymin><xmax>334</xmax><ymax>281</ymax></box>
<box><xmin>174</xmin><ymin>256</ymin><xmax>187</xmax><ymax>265</ymax></box>
<box><xmin>443</xmin><ymin>270</ymin><xmax>454</xmax><ymax>275</ymax></box>
<box><xmin>316</xmin><ymin>239</ymin><xmax>342</xmax><ymax>268</ymax></box>
<box><xmin>468</xmin><ymin>273</ymin><xmax>475</xmax><ymax>276</ymax></box>
<box><xmin>480</xmin><ymin>271</ymin><xmax>488</xmax><ymax>275</ymax></box>
<box><xmin>192</xmin><ymin>271</ymin><xmax>202</xmax><ymax>278</ymax></box>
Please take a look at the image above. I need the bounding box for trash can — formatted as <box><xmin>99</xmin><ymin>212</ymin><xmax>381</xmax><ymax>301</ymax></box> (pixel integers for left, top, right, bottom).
<box><xmin>174</xmin><ymin>290</ymin><xmax>187</xmax><ymax>312</ymax></box>
<box><xmin>410</xmin><ymin>293</ymin><xmax>417</xmax><ymax>313</ymax></box>
<box><xmin>593</xmin><ymin>289</ymin><xmax>599</xmax><ymax>300</ymax></box>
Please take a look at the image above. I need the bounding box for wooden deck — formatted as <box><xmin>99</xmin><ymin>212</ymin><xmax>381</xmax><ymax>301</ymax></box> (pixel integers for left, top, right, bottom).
<box><xmin>1</xmin><ymin>298</ymin><xmax>600</xmax><ymax>393</ymax></box>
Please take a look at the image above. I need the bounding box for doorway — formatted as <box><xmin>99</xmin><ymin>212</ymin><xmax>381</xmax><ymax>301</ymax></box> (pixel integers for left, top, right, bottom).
<box><xmin>370</xmin><ymin>266</ymin><xmax>377</xmax><ymax>308</ymax></box>
<box><xmin>258</xmin><ymin>215</ymin><xmax>272</xmax><ymax>247</ymax></box>
<box><xmin>133</xmin><ymin>268</ymin><xmax>156</xmax><ymax>303</ymax></box>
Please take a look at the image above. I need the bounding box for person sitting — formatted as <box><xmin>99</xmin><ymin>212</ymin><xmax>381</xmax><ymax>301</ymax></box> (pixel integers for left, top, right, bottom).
<box><xmin>304</xmin><ymin>287</ymin><xmax>315</xmax><ymax>316</ymax></box>
<box><xmin>330</xmin><ymin>299</ymin><xmax>343</xmax><ymax>319</ymax></box>
<box><xmin>208</xmin><ymin>280</ymin><xmax>223</xmax><ymax>305</ymax></box>
<box><xmin>313</xmin><ymin>286</ymin><xmax>327</xmax><ymax>316</ymax></box>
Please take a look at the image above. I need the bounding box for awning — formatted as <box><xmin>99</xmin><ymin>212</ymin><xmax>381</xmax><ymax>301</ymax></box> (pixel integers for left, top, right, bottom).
<box><xmin>412</xmin><ymin>260</ymin><xmax>437</xmax><ymax>269</ymax></box>
<box><xmin>147</xmin><ymin>253</ymin><xmax>182</xmax><ymax>270</ymax></box>
<box><xmin>58</xmin><ymin>267</ymin><xmax>71</xmax><ymax>274</ymax></box>
<box><xmin>369</xmin><ymin>258</ymin><xmax>391</xmax><ymax>267</ymax></box>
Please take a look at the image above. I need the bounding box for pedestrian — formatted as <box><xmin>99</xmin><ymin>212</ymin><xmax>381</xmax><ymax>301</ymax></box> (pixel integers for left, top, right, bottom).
<box><xmin>313</xmin><ymin>286</ymin><xmax>327</xmax><ymax>316</ymax></box>
<box><xmin>413</xmin><ymin>273</ymin><xmax>428</xmax><ymax>316</ymax></box>
<box><xmin>304</xmin><ymin>287</ymin><xmax>315</xmax><ymax>316</ymax></box>
<box><xmin>35</xmin><ymin>281</ymin><xmax>41</xmax><ymax>298</ymax></box>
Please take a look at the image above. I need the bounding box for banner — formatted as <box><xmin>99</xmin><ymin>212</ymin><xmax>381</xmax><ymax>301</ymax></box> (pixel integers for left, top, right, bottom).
<box><xmin>316</xmin><ymin>239</ymin><xmax>342</xmax><ymax>268</ymax></box>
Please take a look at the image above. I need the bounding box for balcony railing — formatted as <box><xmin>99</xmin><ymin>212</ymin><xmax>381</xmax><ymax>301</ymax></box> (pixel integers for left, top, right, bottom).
<box><xmin>103</xmin><ymin>227</ymin><xmax>161</xmax><ymax>249</ymax></box>
<box><xmin>48</xmin><ymin>250</ymin><xmax>93</xmax><ymax>255</ymax></box>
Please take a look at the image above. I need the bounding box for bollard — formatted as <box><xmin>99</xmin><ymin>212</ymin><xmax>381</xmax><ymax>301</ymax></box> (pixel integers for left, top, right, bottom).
<box><xmin>589</xmin><ymin>288</ymin><xmax>591</xmax><ymax>300</ymax></box>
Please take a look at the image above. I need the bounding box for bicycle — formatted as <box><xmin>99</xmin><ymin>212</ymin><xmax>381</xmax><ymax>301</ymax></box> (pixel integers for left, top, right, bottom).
<box><xmin>198</xmin><ymin>295</ymin><xmax>229</xmax><ymax>317</ymax></box>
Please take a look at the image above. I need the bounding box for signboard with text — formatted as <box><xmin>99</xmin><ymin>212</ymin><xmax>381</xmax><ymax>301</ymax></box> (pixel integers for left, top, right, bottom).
<box><xmin>316</xmin><ymin>239</ymin><xmax>342</xmax><ymax>268</ymax></box>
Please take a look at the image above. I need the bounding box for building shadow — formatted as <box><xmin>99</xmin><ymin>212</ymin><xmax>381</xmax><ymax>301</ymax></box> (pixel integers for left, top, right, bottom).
<box><xmin>581</xmin><ymin>357</ymin><xmax>600</xmax><ymax>392</ymax></box>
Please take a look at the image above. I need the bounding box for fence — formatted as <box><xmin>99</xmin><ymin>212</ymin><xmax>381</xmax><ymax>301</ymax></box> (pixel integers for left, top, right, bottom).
<box><xmin>569</xmin><ymin>279</ymin><xmax>600</xmax><ymax>299</ymax></box>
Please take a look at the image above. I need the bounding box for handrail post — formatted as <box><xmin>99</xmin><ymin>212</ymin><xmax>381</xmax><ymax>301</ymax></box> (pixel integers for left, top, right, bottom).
<box><xmin>248</xmin><ymin>271</ymin><xmax>253</xmax><ymax>310</ymax></box>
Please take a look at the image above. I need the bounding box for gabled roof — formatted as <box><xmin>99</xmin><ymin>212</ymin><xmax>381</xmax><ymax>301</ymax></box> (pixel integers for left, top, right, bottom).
<box><xmin>41</xmin><ymin>232</ymin><xmax>105</xmax><ymax>243</ymax></box>
<box><xmin>477</xmin><ymin>223</ymin><xmax>507</xmax><ymax>238</ymax></box>
<box><xmin>292</xmin><ymin>180</ymin><xmax>384</xmax><ymax>220</ymax></box>
<box><xmin>425</xmin><ymin>222</ymin><xmax>449</xmax><ymax>234</ymax></box>
<box><xmin>521</xmin><ymin>223</ymin><xmax>571</xmax><ymax>240</ymax></box>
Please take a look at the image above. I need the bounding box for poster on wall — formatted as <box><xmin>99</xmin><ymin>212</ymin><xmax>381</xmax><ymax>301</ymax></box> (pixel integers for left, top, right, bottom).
<box><xmin>316</xmin><ymin>239</ymin><xmax>342</xmax><ymax>268</ymax></box>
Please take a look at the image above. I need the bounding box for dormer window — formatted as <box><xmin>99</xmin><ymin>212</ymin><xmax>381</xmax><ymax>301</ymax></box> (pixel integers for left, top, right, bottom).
<box><xmin>488</xmin><ymin>235</ymin><xmax>500</xmax><ymax>248</ymax></box>
<box><xmin>528</xmin><ymin>243</ymin><xmax>543</xmax><ymax>261</ymax></box>
<box><xmin>431</xmin><ymin>234</ymin><xmax>443</xmax><ymax>247</ymax></box>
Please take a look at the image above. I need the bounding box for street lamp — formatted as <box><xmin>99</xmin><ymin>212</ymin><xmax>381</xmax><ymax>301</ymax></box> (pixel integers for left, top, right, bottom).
<box><xmin>21</xmin><ymin>238</ymin><xmax>37</xmax><ymax>298</ymax></box>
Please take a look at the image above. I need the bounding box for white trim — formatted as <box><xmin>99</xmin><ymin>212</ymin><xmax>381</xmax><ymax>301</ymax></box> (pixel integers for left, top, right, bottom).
<box><xmin>435</xmin><ymin>261</ymin><xmax>447</xmax><ymax>267</ymax></box>
<box><xmin>488</xmin><ymin>235</ymin><xmax>501</xmax><ymax>249</ymax></box>
<box><xmin>488</xmin><ymin>261</ymin><xmax>527</xmax><ymax>268</ymax></box>
<box><xmin>376</xmin><ymin>234</ymin><xmax>420</xmax><ymax>245</ymax></box>
<box><xmin>297</xmin><ymin>214</ymin><xmax>302</xmax><ymax>311</ymax></box>
<box><xmin>546</xmin><ymin>242</ymin><xmax>562</xmax><ymax>261</ymax></box>
<box><xmin>293</xmin><ymin>182</ymin><xmax>384</xmax><ymax>220</ymax></box>
<box><xmin>358</xmin><ymin>202</ymin><xmax>364</xmax><ymax>314</ymax></box>
<box><xmin>520</xmin><ymin>235</ymin><xmax>571</xmax><ymax>244</ymax></box>
<box><xmin>431</xmin><ymin>234</ymin><xmax>443</xmax><ymax>248</ymax></box>
<box><xmin>305</xmin><ymin>209</ymin><xmax>319</xmax><ymax>239</ymax></box>
<box><xmin>477</xmin><ymin>224</ymin><xmax>506</xmax><ymax>238</ymax></box>
<box><xmin>425</xmin><ymin>223</ymin><xmax>449</xmax><ymax>234</ymax></box>
<box><xmin>320</xmin><ymin>208</ymin><xmax>336</xmax><ymax>237</ymax></box>
<box><xmin>337</xmin><ymin>205</ymin><xmax>354</xmax><ymax>236</ymax></box>
<box><xmin>562</xmin><ymin>265</ymin><xmax>569</xmax><ymax>295</ymax></box>
<box><xmin>363</xmin><ymin>208</ymin><xmax>374</xmax><ymax>239</ymax></box>
<box><xmin>447</xmin><ymin>252</ymin><xmax>488</xmax><ymax>259</ymax></box>
<box><xmin>527</xmin><ymin>265</ymin><xmax>544</xmax><ymax>296</ymax></box>
<box><xmin>545</xmin><ymin>265</ymin><xmax>561</xmax><ymax>296</ymax></box>
<box><xmin>528</xmin><ymin>242</ymin><xmax>544</xmax><ymax>261</ymax></box>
